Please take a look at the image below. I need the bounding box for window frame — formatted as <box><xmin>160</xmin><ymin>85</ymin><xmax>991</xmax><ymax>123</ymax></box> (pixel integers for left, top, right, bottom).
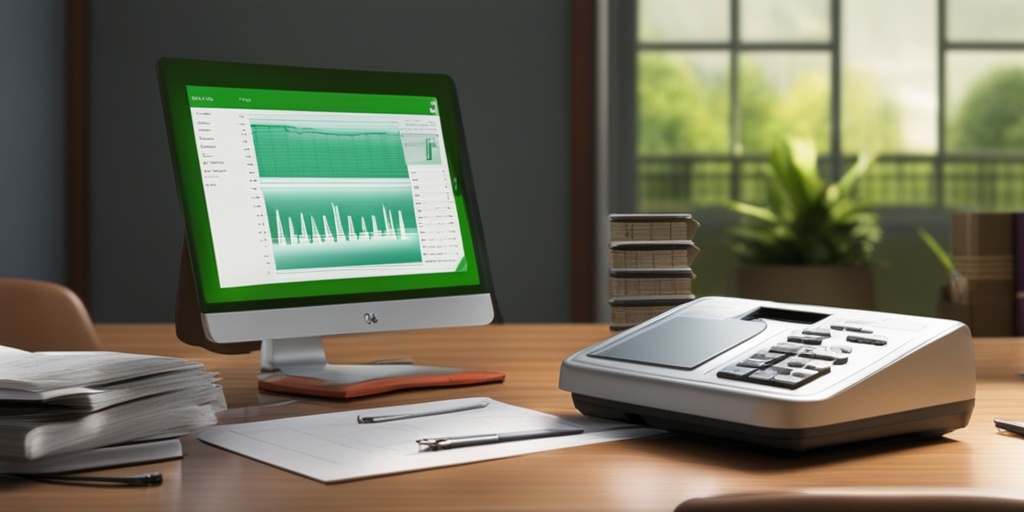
<box><xmin>611</xmin><ymin>0</ymin><xmax>1024</xmax><ymax>212</ymax></box>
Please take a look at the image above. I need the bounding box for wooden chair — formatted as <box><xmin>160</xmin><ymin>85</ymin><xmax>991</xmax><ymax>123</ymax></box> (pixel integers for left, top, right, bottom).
<box><xmin>0</xmin><ymin>277</ymin><xmax>101</xmax><ymax>351</ymax></box>
<box><xmin>675</xmin><ymin>490</ymin><xmax>1024</xmax><ymax>511</ymax></box>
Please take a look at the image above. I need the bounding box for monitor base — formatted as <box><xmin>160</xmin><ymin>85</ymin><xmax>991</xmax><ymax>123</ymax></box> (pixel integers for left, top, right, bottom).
<box><xmin>257</xmin><ymin>338</ymin><xmax>505</xmax><ymax>399</ymax></box>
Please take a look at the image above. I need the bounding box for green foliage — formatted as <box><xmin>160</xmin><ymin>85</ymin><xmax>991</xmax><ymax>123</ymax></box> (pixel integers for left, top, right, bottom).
<box><xmin>636</xmin><ymin>52</ymin><xmax>900</xmax><ymax>161</ymax></box>
<box><xmin>841</xmin><ymin>71</ymin><xmax>903</xmax><ymax>153</ymax></box>
<box><xmin>917</xmin><ymin>228</ymin><xmax>955</xmax><ymax>273</ymax></box>
<box><xmin>636</xmin><ymin>53</ymin><xmax>729</xmax><ymax>154</ymax></box>
<box><xmin>727</xmin><ymin>136</ymin><xmax>882</xmax><ymax>266</ymax></box>
<box><xmin>740</xmin><ymin>66</ymin><xmax>831</xmax><ymax>153</ymax></box>
<box><xmin>949</xmin><ymin>67</ymin><xmax>1024</xmax><ymax>151</ymax></box>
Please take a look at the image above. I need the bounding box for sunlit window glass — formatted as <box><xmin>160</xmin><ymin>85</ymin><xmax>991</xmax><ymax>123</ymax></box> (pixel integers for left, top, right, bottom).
<box><xmin>738</xmin><ymin>52</ymin><xmax>831</xmax><ymax>153</ymax></box>
<box><xmin>637</xmin><ymin>51</ymin><xmax>731</xmax><ymax>155</ymax></box>
<box><xmin>842</xmin><ymin>0</ymin><xmax>937</xmax><ymax>154</ymax></box>
<box><xmin>629</xmin><ymin>0</ymin><xmax>1024</xmax><ymax>212</ymax></box>
<box><xmin>740</xmin><ymin>0</ymin><xmax>830</xmax><ymax>43</ymax></box>
<box><xmin>947</xmin><ymin>0</ymin><xmax>1024</xmax><ymax>42</ymax></box>
<box><xmin>946</xmin><ymin>52</ymin><xmax>1024</xmax><ymax>152</ymax></box>
<box><xmin>638</xmin><ymin>0</ymin><xmax>729</xmax><ymax>43</ymax></box>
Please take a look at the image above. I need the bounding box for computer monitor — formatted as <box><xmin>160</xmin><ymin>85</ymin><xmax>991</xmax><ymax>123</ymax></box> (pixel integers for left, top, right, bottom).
<box><xmin>157</xmin><ymin>58</ymin><xmax>503</xmax><ymax>399</ymax></box>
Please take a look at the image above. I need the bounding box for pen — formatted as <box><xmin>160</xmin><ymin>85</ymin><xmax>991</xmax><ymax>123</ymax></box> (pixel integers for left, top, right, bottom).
<box><xmin>357</xmin><ymin>400</ymin><xmax>489</xmax><ymax>424</ymax></box>
<box><xmin>994</xmin><ymin>418</ymin><xmax>1024</xmax><ymax>437</ymax></box>
<box><xmin>416</xmin><ymin>427</ymin><xmax>584</xmax><ymax>450</ymax></box>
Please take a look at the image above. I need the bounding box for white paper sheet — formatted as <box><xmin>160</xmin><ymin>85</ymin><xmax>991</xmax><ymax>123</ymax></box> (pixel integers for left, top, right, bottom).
<box><xmin>197</xmin><ymin>397</ymin><xmax>663</xmax><ymax>483</ymax></box>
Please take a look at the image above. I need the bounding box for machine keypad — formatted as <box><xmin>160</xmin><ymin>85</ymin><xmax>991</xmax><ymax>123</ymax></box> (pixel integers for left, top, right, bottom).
<box><xmin>717</xmin><ymin>324</ymin><xmax>875</xmax><ymax>389</ymax></box>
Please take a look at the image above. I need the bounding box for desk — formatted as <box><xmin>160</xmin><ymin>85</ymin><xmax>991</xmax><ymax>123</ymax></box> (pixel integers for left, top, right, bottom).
<box><xmin>4</xmin><ymin>324</ymin><xmax>1024</xmax><ymax>511</ymax></box>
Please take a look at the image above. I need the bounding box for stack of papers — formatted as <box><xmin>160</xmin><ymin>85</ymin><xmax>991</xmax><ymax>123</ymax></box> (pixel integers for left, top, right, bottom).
<box><xmin>0</xmin><ymin>344</ymin><xmax>226</xmax><ymax>474</ymax></box>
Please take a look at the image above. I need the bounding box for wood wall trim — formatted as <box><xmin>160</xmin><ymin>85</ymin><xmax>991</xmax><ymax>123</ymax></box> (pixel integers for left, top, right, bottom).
<box><xmin>65</xmin><ymin>0</ymin><xmax>89</xmax><ymax>302</ymax></box>
<box><xmin>570</xmin><ymin>0</ymin><xmax>596</xmax><ymax>322</ymax></box>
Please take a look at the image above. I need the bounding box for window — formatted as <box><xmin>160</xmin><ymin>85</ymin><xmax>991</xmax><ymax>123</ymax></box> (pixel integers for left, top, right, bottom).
<box><xmin>621</xmin><ymin>0</ymin><xmax>1024</xmax><ymax>212</ymax></box>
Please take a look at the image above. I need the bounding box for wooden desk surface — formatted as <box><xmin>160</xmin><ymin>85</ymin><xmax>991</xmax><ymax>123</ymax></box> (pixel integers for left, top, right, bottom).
<box><xmin>4</xmin><ymin>324</ymin><xmax>1024</xmax><ymax>511</ymax></box>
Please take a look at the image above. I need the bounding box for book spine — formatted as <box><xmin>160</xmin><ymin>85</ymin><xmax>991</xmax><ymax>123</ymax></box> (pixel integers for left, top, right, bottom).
<box><xmin>609</xmin><ymin>216</ymin><xmax>699</xmax><ymax>241</ymax></box>
<box><xmin>610</xmin><ymin>273</ymin><xmax>694</xmax><ymax>297</ymax></box>
<box><xmin>952</xmin><ymin>212</ymin><xmax>1016</xmax><ymax>337</ymax></box>
<box><xmin>609</xmin><ymin>243</ymin><xmax>699</xmax><ymax>269</ymax></box>
<box><xmin>1016</xmin><ymin>213</ymin><xmax>1024</xmax><ymax>336</ymax></box>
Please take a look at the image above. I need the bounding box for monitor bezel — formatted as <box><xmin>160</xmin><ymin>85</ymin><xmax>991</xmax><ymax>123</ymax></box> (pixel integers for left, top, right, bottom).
<box><xmin>159</xmin><ymin>58</ymin><xmax>498</xmax><ymax>348</ymax></box>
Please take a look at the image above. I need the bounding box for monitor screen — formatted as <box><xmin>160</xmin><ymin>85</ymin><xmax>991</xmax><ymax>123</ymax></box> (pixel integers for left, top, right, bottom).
<box><xmin>158</xmin><ymin>58</ymin><xmax>501</xmax><ymax>398</ymax></box>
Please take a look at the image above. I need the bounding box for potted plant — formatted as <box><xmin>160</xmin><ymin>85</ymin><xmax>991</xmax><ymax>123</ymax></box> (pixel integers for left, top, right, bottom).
<box><xmin>727</xmin><ymin>136</ymin><xmax>882</xmax><ymax>308</ymax></box>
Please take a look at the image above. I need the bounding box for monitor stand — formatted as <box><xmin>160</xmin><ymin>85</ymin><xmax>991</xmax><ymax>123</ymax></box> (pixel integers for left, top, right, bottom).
<box><xmin>257</xmin><ymin>337</ymin><xmax>505</xmax><ymax>399</ymax></box>
<box><xmin>177</xmin><ymin>243</ymin><xmax>504</xmax><ymax>399</ymax></box>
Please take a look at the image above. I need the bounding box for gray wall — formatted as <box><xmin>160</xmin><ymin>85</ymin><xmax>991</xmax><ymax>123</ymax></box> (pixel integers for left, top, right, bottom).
<box><xmin>0</xmin><ymin>0</ymin><xmax>66</xmax><ymax>283</ymax></box>
<box><xmin>0</xmin><ymin>0</ymin><xmax>953</xmax><ymax>325</ymax></box>
<box><xmin>87</xmin><ymin>0</ymin><xmax>574</xmax><ymax>322</ymax></box>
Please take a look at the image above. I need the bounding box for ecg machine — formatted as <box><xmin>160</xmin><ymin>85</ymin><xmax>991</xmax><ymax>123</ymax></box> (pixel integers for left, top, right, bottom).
<box><xmin>559</xmin><ymin>296</ymin><xmax>976</xmax><ymax>450</ymax></box>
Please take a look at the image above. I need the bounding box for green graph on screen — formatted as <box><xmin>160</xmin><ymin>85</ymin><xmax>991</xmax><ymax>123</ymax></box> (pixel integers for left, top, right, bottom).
<box><xmin>252</xmin><ymin>122</ymin><xmax>409</xmax><ymax>178</ymax></box>
<box><xmin>251</xmin><ymin>120</ymin><xmax>422</xmax><ymax>271</ymax></box>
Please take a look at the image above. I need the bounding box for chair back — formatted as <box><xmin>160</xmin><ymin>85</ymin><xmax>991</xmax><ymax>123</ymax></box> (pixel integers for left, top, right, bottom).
<box><xmin>0</xmin><ymin>278</ymin><xmax>101</xmax><ymax>351</ymax></box>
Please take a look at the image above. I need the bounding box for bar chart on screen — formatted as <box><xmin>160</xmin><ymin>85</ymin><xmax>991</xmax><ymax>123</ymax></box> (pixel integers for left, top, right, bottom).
<box><xmin>263</xmin><ymin>182</ymin><xmax>423</xmax><ymax>271</ymax></box>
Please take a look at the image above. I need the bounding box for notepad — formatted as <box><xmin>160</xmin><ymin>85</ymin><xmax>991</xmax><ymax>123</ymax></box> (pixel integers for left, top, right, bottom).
<box><xmin>0</xmin><ymin>439</ymin><xmax>182</xmax><ymax>475</ymax></box>
<box><xmin>198</xmin><ymin>397</ymin><xmax>663</xmax><ymax>483</ymax></box>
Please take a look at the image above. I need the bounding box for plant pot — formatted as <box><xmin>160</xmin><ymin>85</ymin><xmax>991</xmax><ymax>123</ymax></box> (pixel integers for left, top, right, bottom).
<box><xmin>736</xmin><ymin>264</ymin><xmax>876</xmax><ymax>310</ymax></box>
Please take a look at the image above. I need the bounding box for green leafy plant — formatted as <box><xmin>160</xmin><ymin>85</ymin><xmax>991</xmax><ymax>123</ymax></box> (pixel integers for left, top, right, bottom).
<box><xmin>918</xmin><ymin>228</ymin><xmax>968</xmax><ymax>304</ymax></box>
<box><xmin>728</xmin><ymin>136</ymin><xmax>882</xmax><ymax>266</ymax></box>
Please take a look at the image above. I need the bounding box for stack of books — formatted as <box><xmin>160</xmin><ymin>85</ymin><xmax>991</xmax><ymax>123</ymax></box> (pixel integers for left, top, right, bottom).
<box><xmin>945</xmin><ymin>212</ymin><xmax>1024</xmax><ymax>337</ymax></box>
<box><xmin>608</xmin><ymin>213</ymin><xmax>699</xmax><ymax>331</ymax></box>
<box><xmin>0</xmin><ymin>344</ymin><xmax>225</xmax><ymax>474</ymax></box>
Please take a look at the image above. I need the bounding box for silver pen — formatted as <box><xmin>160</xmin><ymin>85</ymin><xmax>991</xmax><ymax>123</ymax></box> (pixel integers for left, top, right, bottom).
<box><xmin>995</xmin><ymin>418</ymin><xmax>1024</xmax><ymax>437</ymax></box>
<box><xmin>357</xmin><ymin>400</ymin><xmax>489</xmax><ymax>424</ymax></box>
<box><xmin>416</xmin><ymin>427</ymin><xmax>584</xmax><ymax>450</ymax></box>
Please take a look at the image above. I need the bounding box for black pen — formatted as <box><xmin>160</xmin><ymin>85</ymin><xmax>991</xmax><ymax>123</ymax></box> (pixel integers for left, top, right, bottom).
<box><xmin>416</xmin><ymin>427</ymin><xmax>584</xmax><ymax>450</ymax></box>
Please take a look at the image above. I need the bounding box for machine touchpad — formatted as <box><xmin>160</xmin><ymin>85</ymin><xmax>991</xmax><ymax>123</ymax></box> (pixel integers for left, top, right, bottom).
<box><xmin>589</xmin><ymin>317</ymin><xmax>766</xmax><ymax>370</ymax></box>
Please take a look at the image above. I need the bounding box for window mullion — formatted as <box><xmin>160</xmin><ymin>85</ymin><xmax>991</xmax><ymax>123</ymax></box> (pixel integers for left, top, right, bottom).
<box><xmin>937</xmin><ymin>0</ymin><xmax>946</xmax><ymax>208</ymax></box>
<box><xmin>830</xmin><ymin>0</ymin><xmax>841</xmax><ymax>182</ymax></box>
<box><xmin>730</xmin><ymin>0</ymin><xmax>741</xmax><ymax>200</ymax></box>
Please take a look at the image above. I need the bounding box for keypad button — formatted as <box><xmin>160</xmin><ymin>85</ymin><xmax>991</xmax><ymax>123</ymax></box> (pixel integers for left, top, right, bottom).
<box><xmin>803</xmin><ymin>360</ymin><xmax>833</xmax><ymax>373</ymax></box>
<box><xmin>770</xmin><ymin>368</ymin><xmax>824</xmax><ymax>389</ymax></box>
<box><xmin>770</xmin><ymin>342</ymin><xmax>805</xmax><ymax>355</ymax></box>
<box><xmin>772</xmin><ymin>374</ymin><xmax>805</xmax><ymax>386</ymax></box>
<box><xmin>832</xmin><ymin>322</ymin><xmax>873</xmax><ymax>333</ymax></box>
<box><xmin>787</xmin><ymin>334</ymin><xmax>826</xmax><ymax>345</ymax></box>
<box><xmin>770</xmin><ymin>368</ymin><xmax>811</xmax><ymax>387</ymax></box>
<box><xmin>802</xmin><ymin>326</ymin><xmax>831</xmax><ymax>337</ymax></box>
<box><xmin>738</xmin><ymin>351</ymin><xmax>785</xmax><ymax>367</ymax></box>
<box><xmin>799</xmin><ymin>346</ymin><xmax>849</xmax><ymax>364</ymax></box>
<box><xmin>847</xmin><ymin>334</ymin><xmax>888</xmax><ymax>346</ymax></box>
<box><xmin>785</xmin><ymin>357</ymin><xmax>814</xmax><ymax>368</ymax></box>
<box><xmin>791</xmin><ymin>369</ymin><xmax>817</xmax><ymax>379</ymax></box>
<box><xmin>717</xmin><ymin>365</ymin><xmax>756</xmax><ymax>380</ymax></box>
<box><xmin>749</xmin><ymin>369</ymin><xmax>779</xmax><ymax>382</ymax></box>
